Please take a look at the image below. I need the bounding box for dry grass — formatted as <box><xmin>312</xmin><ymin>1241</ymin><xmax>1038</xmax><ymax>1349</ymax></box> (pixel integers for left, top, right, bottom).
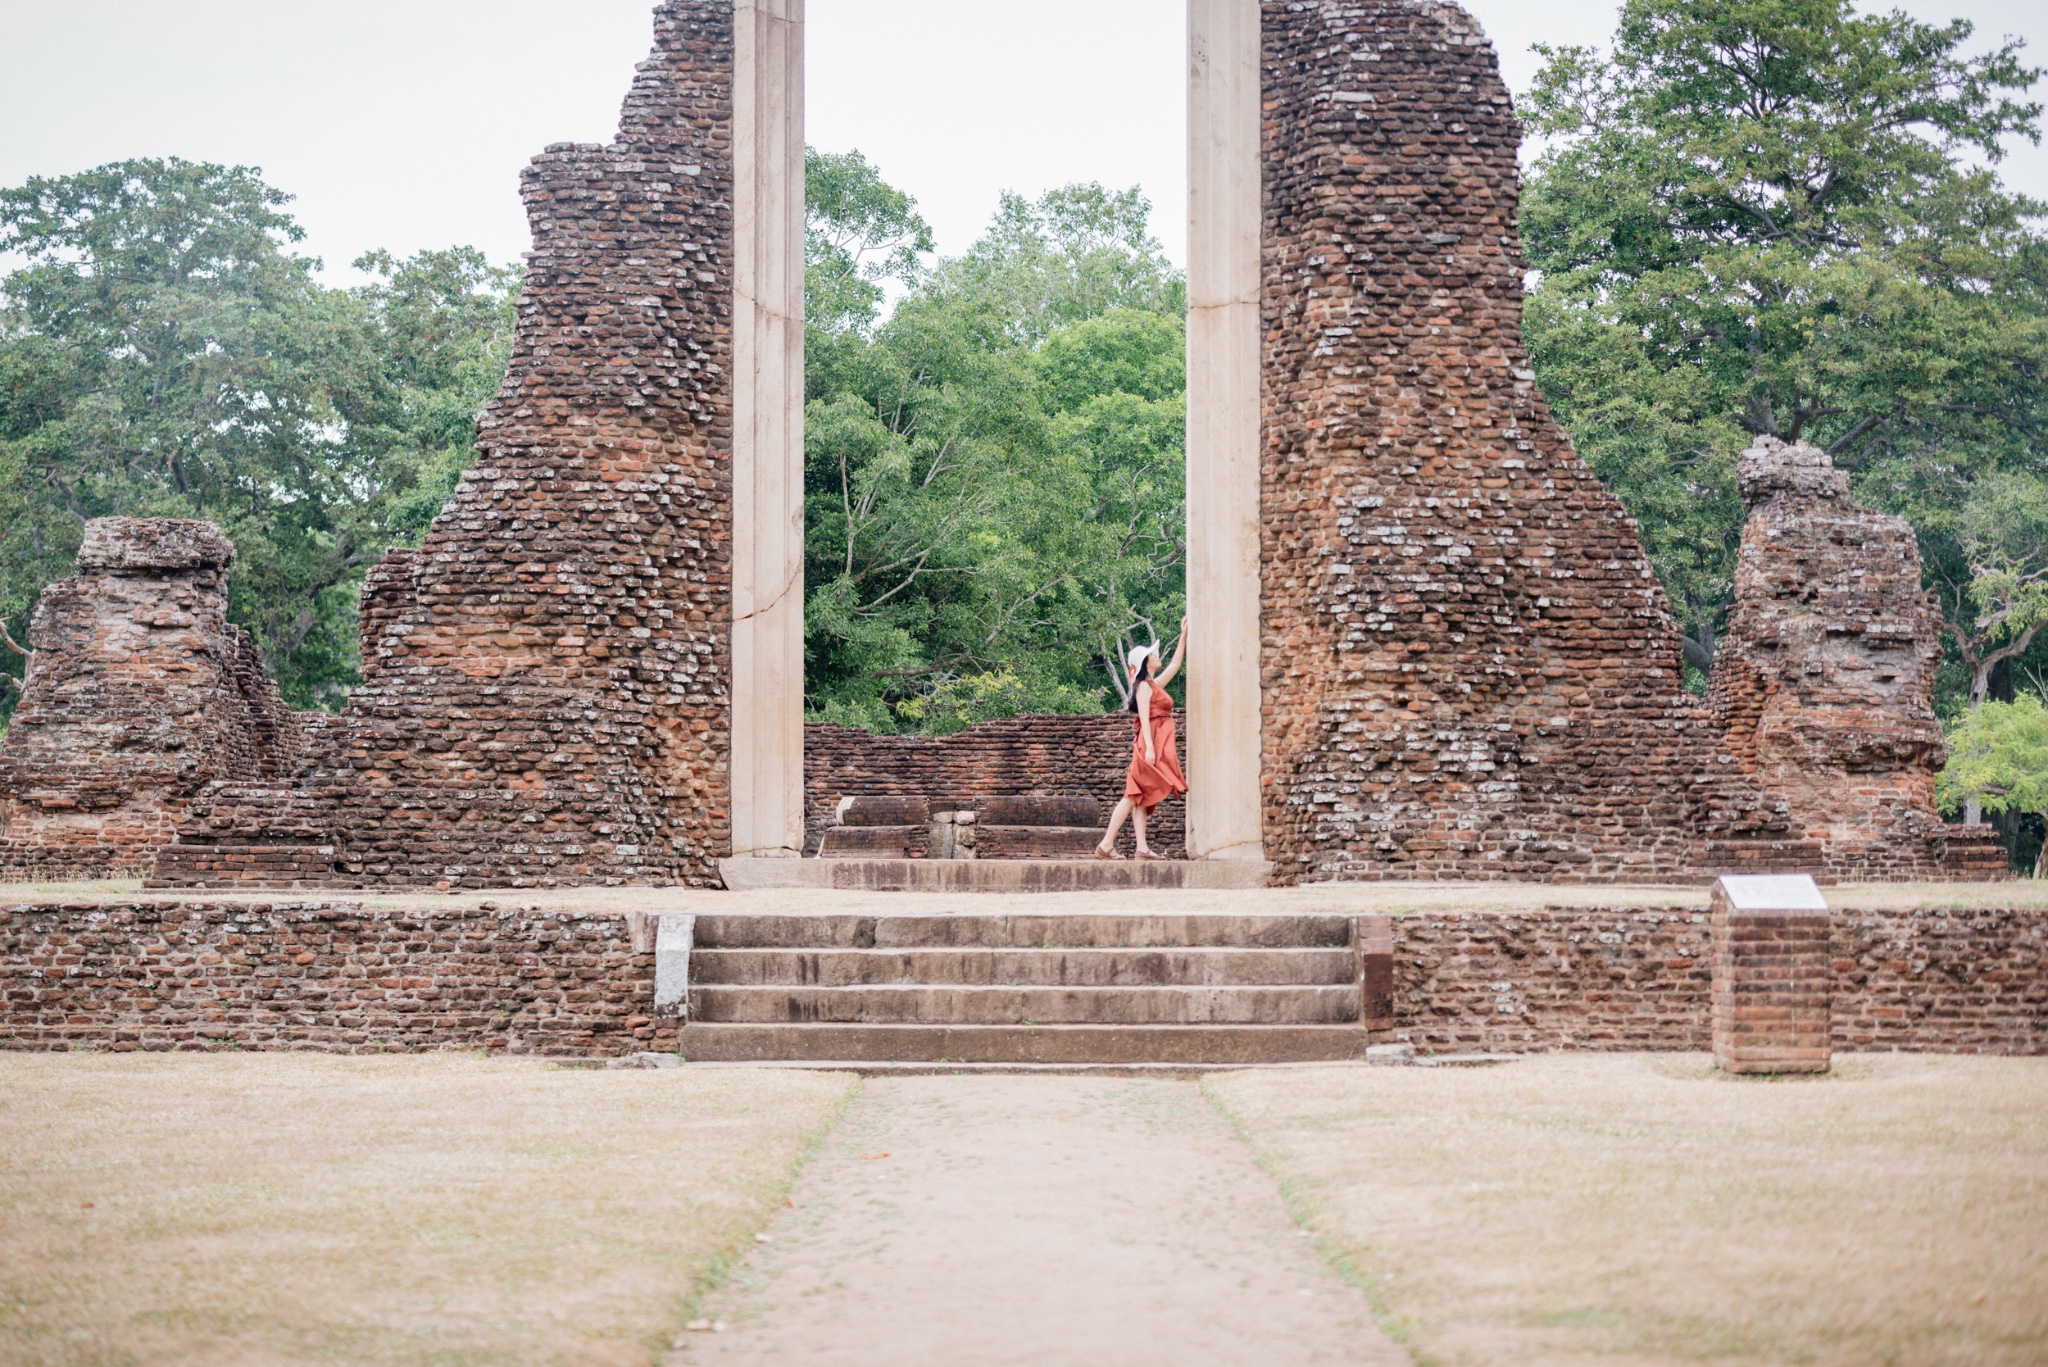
<box><xmin>0</xmin><ymin>1054</ymin><xmax>856</xmax><ymax>1366</ymax></box>
<box><xmin>1207</xmin><ymin>1054</ymin><xmax>2048</xmax><ymax>1367</ymax></box>
<box><xmin>7</xmin><ymin>877</ymin><xmax>2047</xmax><ymax>917</ymax></box>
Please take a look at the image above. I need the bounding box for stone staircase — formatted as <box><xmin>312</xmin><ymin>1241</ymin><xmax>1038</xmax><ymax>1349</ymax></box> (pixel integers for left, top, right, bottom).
<box><xmin>675</xmin><ymin>912</ymin><xmax>1388</xmax><ymax>1065</ymax></box>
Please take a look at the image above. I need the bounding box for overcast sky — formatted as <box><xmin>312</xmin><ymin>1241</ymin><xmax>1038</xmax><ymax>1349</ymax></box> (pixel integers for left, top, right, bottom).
<box><xmin>1</xmin><ymin>0</ymin><xmax>2042</xmax><ymax>283</ymax></box>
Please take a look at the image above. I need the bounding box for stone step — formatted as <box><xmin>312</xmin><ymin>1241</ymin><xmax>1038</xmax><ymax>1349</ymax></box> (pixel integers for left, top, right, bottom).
<box><xmin>816</xmin><ymin>826</ymin><xmax>922</xmax><ymax>858</ymax></box>
<box><xmin>692</xmin><ymin>913</ymin><xmax>1354</xmax><ymax>950</ymax></box>
<box><xmin>969</xmin><ymin>794</ymin><xmax>1101</xmax><ymax>826</ymax></box>
<box><xmin>837</xmin><ymin>795</ymin><xmax>929</xmax><ymax>827</ymax></box>
<box><xmin>689</xmin><ymin>984</ymin><xmax>1360</xmax><ymax>1025</ymax></box>
<box><xmin>691</xmin><ymin>946</ymin><xmax>1355</xmax><ymax>987</ymax></box>
<box><xmin>676</xmin><ymin>1023</ymin><xmax>1374</xmax><ymax>1065</ymax></box>
<box><xmin>972</xmin><ymin>826</ymin><xmax>1106</xmax><ymax>859</ymax></box>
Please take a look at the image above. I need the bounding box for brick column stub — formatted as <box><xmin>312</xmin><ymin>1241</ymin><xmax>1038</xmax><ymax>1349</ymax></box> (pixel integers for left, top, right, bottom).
<box><xmin>1711</xmin><ymin>874</ymin><xmax>1833</xmax><ymax>1075</ymax></box>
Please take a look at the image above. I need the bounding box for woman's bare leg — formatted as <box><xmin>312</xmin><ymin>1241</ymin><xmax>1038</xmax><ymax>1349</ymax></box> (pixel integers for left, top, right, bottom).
<box><xmin>1096</xmin><ymin>797</ymin><xmax>1138</xmax><ymax>855</ymax></box>
<box><xmin>1132</xmin><ymin>806</ymin><xmax>1151</xmax><ymax>856</ymax></box>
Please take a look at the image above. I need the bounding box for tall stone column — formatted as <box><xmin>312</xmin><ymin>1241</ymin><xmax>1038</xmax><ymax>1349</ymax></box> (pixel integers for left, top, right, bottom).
<box><xmin>1185</xmin><ymin>0</ymin><xmax>1265</xmax><ymax>862</ymax></box>
<box><xmin>730</xmin><ymin>0</ymin><xmax>807</xmax><ymax>859</ymax></box>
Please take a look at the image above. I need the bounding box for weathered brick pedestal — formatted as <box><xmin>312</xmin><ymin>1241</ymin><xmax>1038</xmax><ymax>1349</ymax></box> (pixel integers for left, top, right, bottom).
<box><xmin>1712</xmin><ymin>875</ymin><xmax>1832</xmax><ymax>1074</ymax></box>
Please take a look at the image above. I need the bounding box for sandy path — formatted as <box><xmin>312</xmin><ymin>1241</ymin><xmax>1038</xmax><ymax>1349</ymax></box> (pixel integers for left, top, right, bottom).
<box><xmin>675</xmin><ymin>1076</ymin><xmax>1404</xmax><ymax>1367</ymax></box>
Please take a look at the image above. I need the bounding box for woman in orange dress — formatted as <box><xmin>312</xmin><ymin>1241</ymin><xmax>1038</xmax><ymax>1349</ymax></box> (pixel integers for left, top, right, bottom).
<box><xmin>1095</xmin><ymin>622</ymin><xmax>1188</xmax><ymax>861</ymax></box>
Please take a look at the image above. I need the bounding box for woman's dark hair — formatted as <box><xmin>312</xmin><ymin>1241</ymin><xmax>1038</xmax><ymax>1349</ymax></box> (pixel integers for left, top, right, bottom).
<box><xmin>1127</xmin><ymin>656</ymin><xmax>1152</xmax><ymax>713</ymax></box>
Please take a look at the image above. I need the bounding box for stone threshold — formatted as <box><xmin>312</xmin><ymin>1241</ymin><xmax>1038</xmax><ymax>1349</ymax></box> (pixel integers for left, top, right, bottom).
<box><xmin>719</xmin><ymin>857</ymin><xmax>1275</xmax><ymax>892</ymax></box>
<box><xmin>553</xmin><ymin>1056</ymin><xmax>1522</xmax><ymax>1078</ymax></box>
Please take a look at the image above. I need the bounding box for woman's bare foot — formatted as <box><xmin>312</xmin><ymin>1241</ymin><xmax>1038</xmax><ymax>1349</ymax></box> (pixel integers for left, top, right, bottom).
<box><xmin>1134</xmin><ymin>849</ymin><xmax>1165</xmax><ymax>862</ymax></box>
<box><xmin>1093</xmin><ymin>843</ymin><xmax>1123</xmax><ymax>860</ymax></box>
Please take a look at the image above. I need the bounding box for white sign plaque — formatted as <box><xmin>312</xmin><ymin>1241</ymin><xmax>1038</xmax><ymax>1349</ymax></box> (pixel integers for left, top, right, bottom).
<box><xmin>1716</xmin><ymin>874</ymin><xmax>1827</xmax><ymax>910</ymax></box>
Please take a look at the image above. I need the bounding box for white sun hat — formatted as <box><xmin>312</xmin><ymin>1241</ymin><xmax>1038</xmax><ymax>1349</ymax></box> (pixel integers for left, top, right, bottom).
<box><xmin>1127</xmin><ymin>641</ymin><xmax>1159</xmax><ymax>675</ymax></box>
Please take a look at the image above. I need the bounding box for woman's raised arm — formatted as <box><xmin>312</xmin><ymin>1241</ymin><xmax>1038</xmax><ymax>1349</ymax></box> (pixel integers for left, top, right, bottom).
<box><xmin>1154</xmin><ymin>618</ymin><xmax>1189</xmax><ymax>687</ymax></box>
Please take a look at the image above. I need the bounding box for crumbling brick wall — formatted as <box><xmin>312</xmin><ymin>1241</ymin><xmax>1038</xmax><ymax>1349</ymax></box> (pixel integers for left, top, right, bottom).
<box><xmin>160</xmin><ymin>0</ymin><xmax>739</xmax><ymax>889</ymax></box>
<box><xmin>0</xmin><ymin>902</ymin><xmax>673</xmax><ymax>1055</ymax></box>
<box><xmin>1708</xmin><ymin>437</ymin><xmax>1996</xmax><ymax>878</ymax></box>
<box><xmin>804</xmin><ymin>714</ymin><xmax>1186</xmax><ymax>857</ymax></box>
<box><xmin>1256</xmin><ymin>0</ymin><xmax>1784</xmax><ymax>883</ymax></box>
<box><xmin>0</xmin><ymin>520</ymin><xmax>300</xmax><ymax>878</ymax></box>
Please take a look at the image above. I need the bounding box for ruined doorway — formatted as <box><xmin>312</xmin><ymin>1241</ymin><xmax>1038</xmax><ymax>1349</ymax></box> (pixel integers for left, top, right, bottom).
<box><xmin>726</xmin><ymin>0</ymin><xmax>1264</xmax><ymax>867</ymax></box>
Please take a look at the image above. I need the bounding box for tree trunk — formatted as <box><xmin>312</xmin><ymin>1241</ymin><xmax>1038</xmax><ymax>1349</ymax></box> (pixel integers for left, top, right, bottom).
<box><xmin>1968</xmin><ymin>798</ymin><xmax>1984</xmax><ymax>826</ymax></box>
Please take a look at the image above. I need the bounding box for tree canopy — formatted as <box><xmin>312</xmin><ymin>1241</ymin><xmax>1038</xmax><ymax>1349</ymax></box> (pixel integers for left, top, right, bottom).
<box><xmin>1521</xmin><ymin>0</ymin><xmax>2047</xmax><ymax>676</ymax></box>
<box><xmin>0</xmin><ymin>159</ymin><xmax>517</xmax><ymax>713</ymax></box>
<box><xmin>801</xmin><ymin>156</ymin><xmax>1187</xmax><ymax>732</ymax></box>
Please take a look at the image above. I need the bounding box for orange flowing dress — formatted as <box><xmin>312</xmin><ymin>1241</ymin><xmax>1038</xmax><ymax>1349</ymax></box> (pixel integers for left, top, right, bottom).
<box><xmin>1124</xmin><ymin>684</ymin><xmax>1189</xmax><ymax>814</ymax></box>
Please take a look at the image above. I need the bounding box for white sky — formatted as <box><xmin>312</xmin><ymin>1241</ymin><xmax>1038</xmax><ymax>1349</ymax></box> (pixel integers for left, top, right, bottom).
<box><xmin>0</xmin><ymin>0</ymin><xmax>2042</xmax><ymax>283</ymax></box>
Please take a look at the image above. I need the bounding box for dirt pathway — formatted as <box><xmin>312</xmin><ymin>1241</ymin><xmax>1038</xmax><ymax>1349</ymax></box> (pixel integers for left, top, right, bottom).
<box><xmin>674</xmin><ymin>1075</ymin><xmax>1405</xmax><ymax>1366</ymax></box>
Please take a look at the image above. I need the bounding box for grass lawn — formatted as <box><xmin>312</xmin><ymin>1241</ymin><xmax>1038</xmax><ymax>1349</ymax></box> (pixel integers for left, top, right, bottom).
<box><xmin>0</xmin><ymin>1054</ymin><xmax>855</xmax><ymax>1366</ymax></box>
<box><xmin>1208</xmin><ymin>1054</ymin><xmax>2048</xmax><ymax>1367</ymax></box>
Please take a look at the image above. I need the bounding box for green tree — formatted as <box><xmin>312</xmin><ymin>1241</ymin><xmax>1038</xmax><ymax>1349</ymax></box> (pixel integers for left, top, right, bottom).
<box><xmin>1521</xmin><ymin>0</ymin><xmax>2047</xmax><ymax>665</ymax></box>
<box><xmin>802</xmin><ymin>158</ymin><xmax>1187</xmax><ymax>733</ymax></box>
<box><xmin>1927</xmin><ymin>471</ymin><xmax>2048</xmax><ymax>709</ymax></box>
<box><xmin>0</xmin><ymin>159</ymin><xmax>517</xmax><ymax>713</ymax></box>
<box><xmin>1938</xmin><ymin>693</ymin><xmax>2048</xmax><ymax>874</ymax></box>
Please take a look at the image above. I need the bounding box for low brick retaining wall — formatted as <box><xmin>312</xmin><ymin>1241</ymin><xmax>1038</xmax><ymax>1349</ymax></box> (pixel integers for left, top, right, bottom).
<box><xmin>3</xmin><ymin>902</ymin><xmax>2038</xmax><ymax>1058</ymax></box>
<box><xmin>0</xmin><ymin>903</ymin><xmax>674</xmax><ymax>1056</ymax></box>
<box><xmin>1391</xmin><ymin>907</ymin><xmax>2047</xmax><ymax>1055</ymax></box>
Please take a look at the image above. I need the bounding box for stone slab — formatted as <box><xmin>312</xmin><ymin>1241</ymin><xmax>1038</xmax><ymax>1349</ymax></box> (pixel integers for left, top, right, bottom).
<box><xmin>719</xmin><ymin>857</ymin><xmax>1275</xmax><ymax>892</ymax></box>
<box><xmin>687</xmin><ymin>983</ymin><xmax>1362</xmax><ymax>1025</ymax></box>
<box><xmin>675</xmin><ymin>1023</ymin><xmax>1373</xmax><ymax>1065</ymax></box>
<box><xmin>1719</xmin><ymin>873</ymin><xmax>1829</xmax><ymax>911</ymax></box>
<box><xmin>689</xmin><ymin>946</ymin><xmax>1356</xmax><ymax>987</ymax></box>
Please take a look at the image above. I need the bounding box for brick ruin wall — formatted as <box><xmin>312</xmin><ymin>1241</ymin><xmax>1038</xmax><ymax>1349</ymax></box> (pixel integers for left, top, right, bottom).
<box><xmin>155</xmin><ymin>0</ymin><xmax>739</xmax><ymax>889</ymax></box>
<box><xmin>804</xmin><ymin>716</ymin><xmax>1185</xmax><ymax>857</ymax></box>
<box><xmin>1256</xmin><ymin>0</ymin><xmax>1788</xmax><ymax>884</ymax></box>
<box><xmin>1248</xmin><ymin>0</ymin><xmax>1999</xmax><ymax>884</ymax></box>
<box><xmin>1708</xmin><ymin>437</ymin><xmax>1998</xmax><ymax>879</ymax></box>
<box><xmin>4</xmin><ymin>900</ymin><xmax>2035</xmax><ymax>1056</ymax></box>
<box><xmin>0</xmin><ymin>0</ymin><xmax>2003</xmax><ymax>890</ymax></box>
<box><xmin>0</xmin><ymin>521</ymin><xmax>300</xmax><ymax>879</ymax></box>
<box><xmin>0</xmin><ymin>902</ymin><xmax>676</xmax><ymax>1055</ymax></box>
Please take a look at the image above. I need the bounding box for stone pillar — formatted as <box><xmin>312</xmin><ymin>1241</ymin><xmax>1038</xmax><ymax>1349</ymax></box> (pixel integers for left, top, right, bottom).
<box><xmin>1711</xmin><ymin>874</ymin><xmax>1833</xmax><ymax>1074</ymax></box>
<box><xmin>1185</xmin><ymin>0</ymin><xmax>1265</xmax><ymax>863</ymax></box>
<box><xmin>730</xmin><ymin>0</ymin><xmax>807</xmax><ymax>859</ymax></box>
